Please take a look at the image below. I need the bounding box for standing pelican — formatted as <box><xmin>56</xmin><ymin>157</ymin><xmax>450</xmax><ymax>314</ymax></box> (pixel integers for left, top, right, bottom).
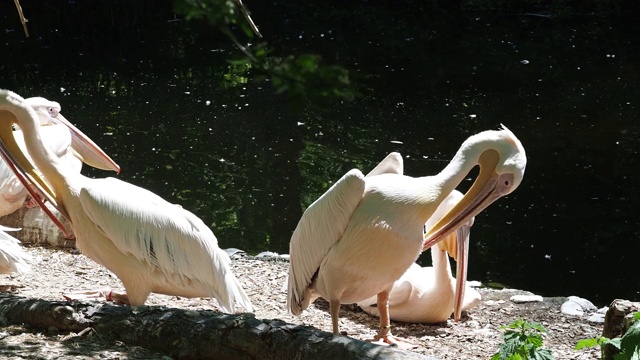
<box><xmin>0</xmin><ymin>225</ymin><xmax>31</xmax><ymax>275</ymax></box>
<box><xmin>287</xmin><ymin>128</ymin><xmax>526</xmax><ymax>344</ymax></box>
<box><xmin>357</xmin><ymin>190</ymin><xmax>482</xmax><ymax>324</ymax></box>
<box><xmin>0</xmin><ymin>90</ymin><xmax>253</xmax><ymax>313</ymax></box>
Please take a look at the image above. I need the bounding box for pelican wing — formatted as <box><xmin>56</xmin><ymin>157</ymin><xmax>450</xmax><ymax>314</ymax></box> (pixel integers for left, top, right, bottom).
<box><xmin>287</xmin><ymin>169</ymin><xmax>366</xmax><ymax>314</ymax></box>
<box><xmin>78</xmin><ymin>177</ymin><xmax>252</xmax><ymax>313</ymax></box>
<box><xmin>0</xmin><ymin>227</ymin><xmax>31</xmax><ymax>274</ymax></box>
<box><xmin>366</xmin><ymin>152</ymin><xmax>403</xmax><ymax>177</ymax></box>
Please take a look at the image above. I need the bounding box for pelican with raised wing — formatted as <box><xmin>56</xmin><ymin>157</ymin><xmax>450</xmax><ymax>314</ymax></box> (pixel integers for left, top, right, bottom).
<box><xmin>287</xmin><ymin>128</ymin><xmax>526</xmax><ymax>344</ymax></box>
<box><xmin>357</xmin><ymin>190</ymin><xmax>482</xmax><ymax>324</ymax></box>
<box><xmin>0</xmin><ymin>90</ymin><xmax>253</xmax><ymax>314</ymax></box>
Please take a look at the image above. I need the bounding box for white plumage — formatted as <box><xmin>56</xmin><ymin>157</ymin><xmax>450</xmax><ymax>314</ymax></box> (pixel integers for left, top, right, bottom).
<box><xmin>357</xmin><ymin>190</ymin><xmax>482</xmax><ymax>323</ymax></box>
<box><xmin>0</xmin><ymin>225</ymin><xmax>31</xmax><ymax>275</ymax></box>
<box><xmin>0</xmin><ymin>90</ymin><xmax>252</xmax><ymax>314</ymax></box>
<box><xmin>287</xmin><ymin>128</ymin><xmax>526</xmax><ymax>344</ymax></box>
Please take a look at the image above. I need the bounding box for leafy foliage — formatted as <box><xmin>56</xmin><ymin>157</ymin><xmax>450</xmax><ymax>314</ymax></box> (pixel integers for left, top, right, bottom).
<box><xmin>491</xmin><ymin>319</ymin><xmax>555</xmax><ymax>360</ymax></box>
<box><xmin>576</xmin><ymin>312</ymin><xmax>640</xmax><ymax>360</ymax></box>
<box><xmin>173</xmin><ymin>0</ymin><xmax>357</xmax><ymax>109</ymax></box>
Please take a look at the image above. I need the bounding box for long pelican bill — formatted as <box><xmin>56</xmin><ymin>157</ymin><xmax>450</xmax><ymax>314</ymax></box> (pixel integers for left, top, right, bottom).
<box><xmin>452</xmin><ymin>224</ymin><xmax>469</xmax><ymax>322</ymax></box>
<box><xmin>49</xmin><ymin>112</ymin><xmax>120</xmax><ymax>174</ymax></box>
<box><xmin>437</xmin><ymin>222</ymin><xmax>470</xmax><ymax>322</ymax></box>
<box><xmin>421</xmin><ymin>149</ymin><xmax>505</xmax><ymax>323</ymax></box>
<box><xmin>0</xmin><ymin>103</ymin><xmax>74</xmax><ymax>238</ymax></box>
<box><xmin>423</xmin><ymin>149</ymin><xmax>502</xmax><ymax>251</ymax></box>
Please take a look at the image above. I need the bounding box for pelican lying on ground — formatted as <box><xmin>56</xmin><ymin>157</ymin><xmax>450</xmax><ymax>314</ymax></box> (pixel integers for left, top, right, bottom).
<box><xmin>357</xmin><ymin>190</ymin><xmax>481</xmax><ymax>324</ymax></box>
<box><xmin>0</xmin><ymin>225</ymin><xmax>31</xmax><ymax>275</ymax></box>
<box><xmin>0</xmin><ymin>97</ymin><xmax>117</xmax><ymax>218</ymax></box>
<box><xmin>287</xmin><ymin>128</ymin><xmax>526</xmax><ymax>345</ymax></box>
<box><xmin>0</xmin><ymin>90</ymin><xmax>253</xmax><ymax>313</ymax></box>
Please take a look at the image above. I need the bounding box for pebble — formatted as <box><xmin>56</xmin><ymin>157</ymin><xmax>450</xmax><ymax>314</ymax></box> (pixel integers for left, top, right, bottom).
<box><xmin>255</xmin><ymin>251</ymin><xmax>280</xmax><ymax>259</ymax></box>
<box><xmin>224</xmin><ymin>248</ymin><xmax>246</xmax><ymax>258</ymax></box>
<box><xmin>560</xmin><ymin>296</ymin><xmax>599</xmax><ymax>317</ymax></box>
<box><xmin>567</xmin><ymin>296</ymin><xmax>597</xmax><ymax>311</ymax></box>
<box><xmin>561</xmin><ymin>300</ymin><xmax>584</xmax><ymax>316</ymax></box>
<box><xmin>510</xmin><ymin>294</ymin><xmax>543</xmax><ymax>303</ymax></box>
<box><xmin>254</xmin><ymin>251</ymin><xmax>292</xmax><ymax>260</ymax></box>
<box><xmin>587</xmin><ymin>312</ymin><xmax>605</xmax><ymax>324</ymax></box>
<box><xmin>468</xmin><ymin>280</ymin><xmax>482</xmax><ymax>288</ymax></box>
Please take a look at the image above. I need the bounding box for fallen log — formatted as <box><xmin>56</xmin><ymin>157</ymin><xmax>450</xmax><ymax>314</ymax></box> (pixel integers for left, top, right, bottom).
<box><xmin>0</xmin><ymin>293</ymin><xmax>437</xmax><ymax>360</ymax></box>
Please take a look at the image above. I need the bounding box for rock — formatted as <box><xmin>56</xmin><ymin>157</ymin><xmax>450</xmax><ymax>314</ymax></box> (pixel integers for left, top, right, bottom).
<box><xmin>254</xmin><ymin>251</ymin><xmax>280</xmax><ymax>259</ymax></box>
<box><xmin>254</xmin><ymin>251</ymin><xmax>290</xmax><ymax>261</ymax></box>
<box><xmin>468</xmin><ymin>280</ymin><xmax>482</xmax><ymax>288</ymax></box>
<box><xmin>224</xmin><ymin>248</ymin><xmax>246</xmax><ymax>258</ymax></box>
<box><xmin>561</xmin><ymin>300</ymin><xmax>584</xmax><ymax>316</ymax></box>
<box><xmin>602</xmin><ymin>299</ymin><xmax>640</xmax><ymax>360</ymax></box>
<box><xmin>567</xmin><ymin>296</ymin><xmax>597</xmax><ymax>312</ymax></box>
<box><xmin>510</xmin><ymin>294</ymin><xmax>543</xmax><ymax>303</ymax></box>
<box><xmin>587</xmin><ymin>313</ymin><xmax>605</xmax><ymax>324</ymax></box>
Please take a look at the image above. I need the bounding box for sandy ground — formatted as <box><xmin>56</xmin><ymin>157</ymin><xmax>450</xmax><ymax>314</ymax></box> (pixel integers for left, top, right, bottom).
<box><xmin>0</xmin><ymin>246</ymin><xmax>604</xmax><ymax>359</ymax></box>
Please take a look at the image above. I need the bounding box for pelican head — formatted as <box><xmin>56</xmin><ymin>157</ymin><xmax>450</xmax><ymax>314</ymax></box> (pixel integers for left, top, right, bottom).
<box><xmin>0</xmin><ymin>89</ymin><xmax>119</xmax><ymax>237</ymax></box>
<box><xmin>424</xmin><ymin>125</ymin><xmax>526</xmax><ymax>321</ymax></box>
<box><xmin>23</xmin><ymin>96</ymin><xmax>61</xmax><ymax>125</ymax></box>
<box><xmin>23</xmin><ymin>96</ymin><xmax>121</xmax><ymax>174</ymax></box>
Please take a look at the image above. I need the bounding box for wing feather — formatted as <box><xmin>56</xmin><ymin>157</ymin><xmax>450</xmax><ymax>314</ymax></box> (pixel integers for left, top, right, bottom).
<box><xmin>0</xmin><ymin>226</ymin><xmax>31</xmax><ymax>275</ymax></box>
<box><xmin>287</xmin><ymin>169</ymin><xmax>365</xmax><ymax>314</ymax></box>
<box><xmin>366</xmin><ymin>152</ymin><xmax>403</xmax><ymax>177</ymax></box>
<box><xmin>78</xmin><ymin>177</ymin><xmax>252</xmax><ymax>313</ymax></box>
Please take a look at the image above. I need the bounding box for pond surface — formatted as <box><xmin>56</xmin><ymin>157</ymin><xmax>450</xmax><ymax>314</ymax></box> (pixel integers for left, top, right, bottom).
<box><xmin>1</xmin><ymin>2</ymin><xmax>638</xmax><ymax>306</ymax></box>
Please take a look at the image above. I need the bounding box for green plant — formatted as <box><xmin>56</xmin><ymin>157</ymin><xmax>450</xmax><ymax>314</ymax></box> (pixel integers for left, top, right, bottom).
<box><xmin>491</xmin><ymin>319</ymin><xmax>555</xmax><ymax>360</ymax></box>
<box><xmin>173</xmin><ymin>0</ymin><xmax>357</xmax><ymax>109</ymax></box>
<box><xmin>576</xmin><ymin>312</ymin><xmax>640</xmax><ymax>360</ymax></box>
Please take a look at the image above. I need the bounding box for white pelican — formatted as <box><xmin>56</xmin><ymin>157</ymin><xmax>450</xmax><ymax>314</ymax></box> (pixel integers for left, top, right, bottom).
<box><xmin>0</xmin><ymin>90</ymin><xmax>253</xmax><ymax>314</ymax></box>
<box><xmin>357</xmin><ymin>190</ymin><xmax>482</xmax><ymax>324</ymax></box>
<box><xmin>0</xmin><ymin>97</ymin><xmax>120</xmax><ymax>219</ymax></box>
<box><xmin>287</xmin><ymin>128</ymin><xmax>526</xmax><ymax>344</ymax></box>
<box><xmin>0</xmin><ymin>225</ymin><xmax>31</xmax><ymax>275</ymax></box>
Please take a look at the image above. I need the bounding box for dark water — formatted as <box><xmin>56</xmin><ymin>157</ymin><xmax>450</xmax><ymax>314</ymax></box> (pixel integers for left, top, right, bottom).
<box><xmin>1</xmin><ymin>2</ymin><xmax>638</xmax><ymax>306</ymax></box>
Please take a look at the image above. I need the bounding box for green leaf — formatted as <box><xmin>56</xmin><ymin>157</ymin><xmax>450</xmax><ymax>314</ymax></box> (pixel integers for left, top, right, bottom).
<box><xmin>526</xmin><ymin>336</ymin><xmax>543</xmax><ymax>347</ymax></box>
<box><xmin>526</xmin><ymin>322</ymin><xmax>549</xmax><ymax>333</ymax></box>
<box><xmin>575</xmin><ymin>338</ymin><xmax>600</xmax><ymax>350</ymax></box>
<box><xmin>499</xmin><ymin>340</ymin><xmax>521</xmax><ymax>359</ymax></box>
<box><xmin>533</xmin><ymin>348</ymin><xmax>556</xmax><ymax>360</ymax></box>
<box><xmin>619</xmin><ymin>321</ymin><xmax>640</xmax><ymax>356</ymax></box>
<box><xmin>605</xmin><ymin>337</ymin><xmax>622</xmax><ymax>350</ymax></box>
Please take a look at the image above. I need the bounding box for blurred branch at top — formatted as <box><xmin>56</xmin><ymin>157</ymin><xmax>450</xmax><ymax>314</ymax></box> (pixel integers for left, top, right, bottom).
<box><xmin>173</xmin><ymin>0</ymin><xmax>357</xmax><ymax>109</ymax></box>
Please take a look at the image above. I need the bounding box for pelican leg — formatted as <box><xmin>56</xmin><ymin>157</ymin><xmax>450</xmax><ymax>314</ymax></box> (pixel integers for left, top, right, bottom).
<box><xmin>368</xmin><ymin>291</ymin><xmax>415</xmax><ymax>349</ymax></box>
<box><xmin>372</xmin><ymin>291</ymin><xmax>397</xmax><ymax>345</ymax></box>
<box><xmin>329</xmin><ymin>299</ymin><xmax>341</xmax><ymax>334</ymax></box>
